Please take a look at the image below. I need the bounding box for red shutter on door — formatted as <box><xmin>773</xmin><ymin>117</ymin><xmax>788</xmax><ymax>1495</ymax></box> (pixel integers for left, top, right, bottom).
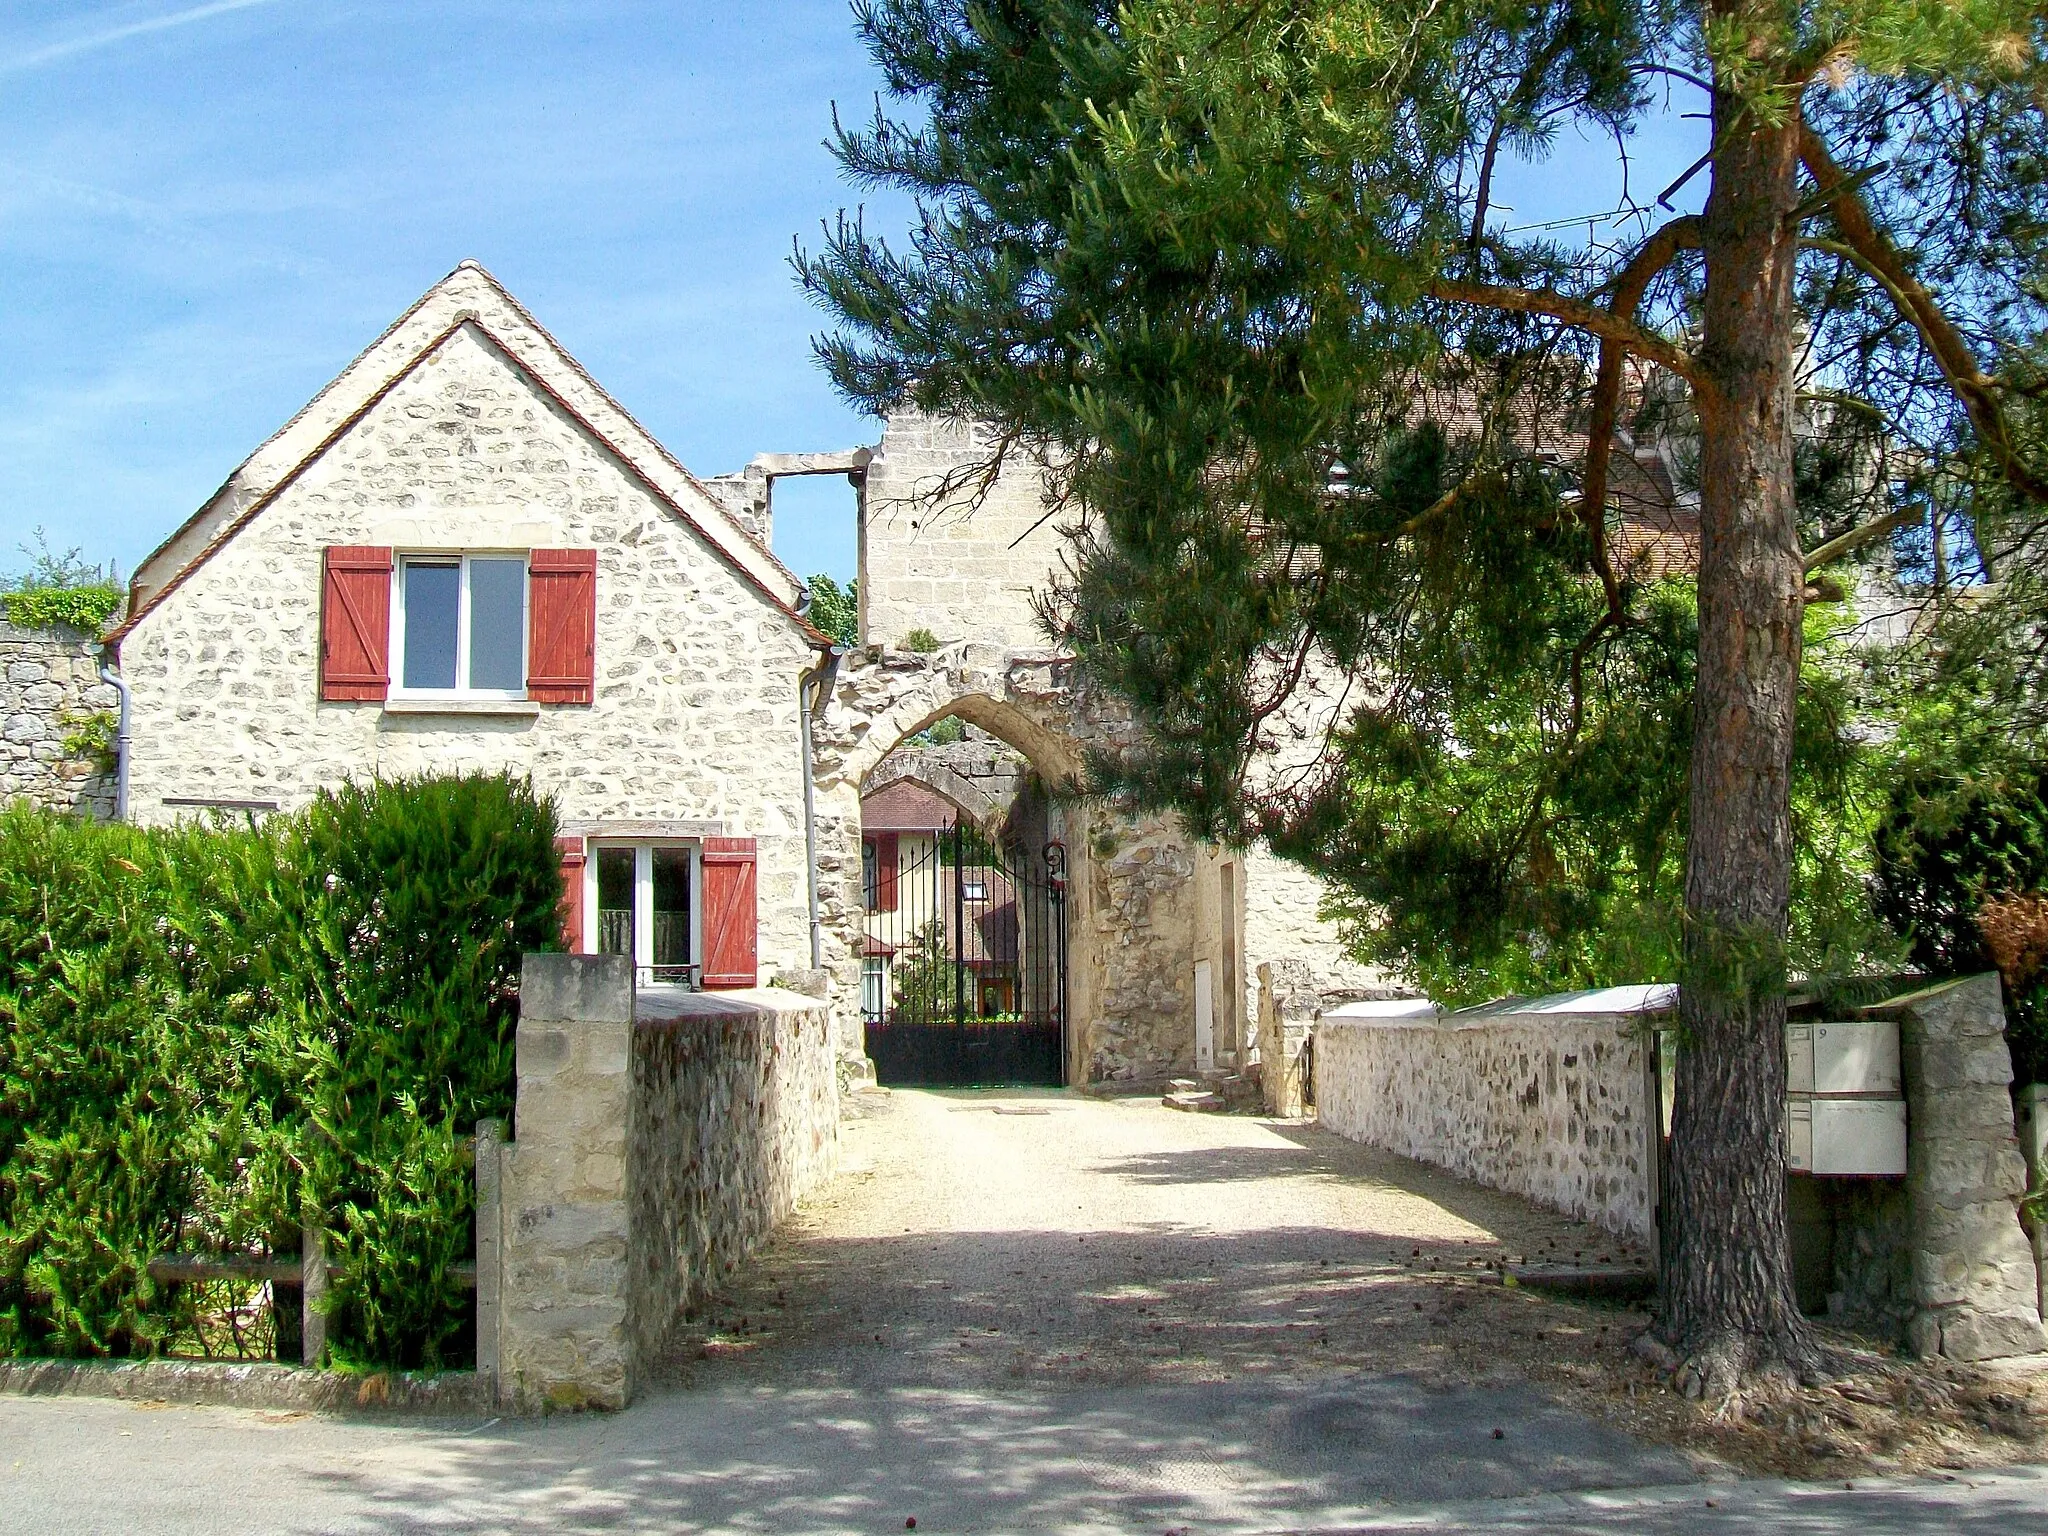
<box><xmin>527</xmin><ymin>548</ymin><xmax>597</xmax><ymax>704</ymax></box>
<box><xmin>556</xmin><ymin>836</ymin><xmax>587</xmax><ymax>954</ymax></box>
<box><xmin>701</xmin><ymin>836</ymin><xmax>758</xmax><ymax>989</ymax></box>
<box><xmin>874</xmin><ymin>832</ymin><xmax>900</xmax><ymax>913</ymax></box>
<box><xmin>320</xmin><ymin>546</ymin><xmax>392</xmax><ymax>701</ymax></box>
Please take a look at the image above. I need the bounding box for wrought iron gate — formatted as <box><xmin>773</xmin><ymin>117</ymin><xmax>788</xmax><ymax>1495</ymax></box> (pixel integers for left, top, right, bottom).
<box><xmin>862</xmin><ymin>826</ymin><xmax>1067</xmax><ymax>1086</ymax></box>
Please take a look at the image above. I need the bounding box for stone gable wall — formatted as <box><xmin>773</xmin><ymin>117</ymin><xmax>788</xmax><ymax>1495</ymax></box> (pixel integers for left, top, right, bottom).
<box><xmin>118</xmin><ymin>322</ymin><xmax>818</xmax><ymax>981</ymax></box>
<box><xmin>0</xmin><ymin>620</ymin><xmax>117</xmax><ymax>819</ymax></box>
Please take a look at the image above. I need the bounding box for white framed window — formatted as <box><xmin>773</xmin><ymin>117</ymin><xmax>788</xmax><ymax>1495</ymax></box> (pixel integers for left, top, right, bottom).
<box><xmin>586</xmin><ymin>841</ymin><xmax>701</xmax><ymax>988</ymax></box>
<box><xmin>861</xmin><ymin>957</ymin><xmax>886</xmax><ymax>1024</ymax></box>
<box><xmin>392</xmin><ymin>553</ymin><xmax>529</xmax><ymax>698</ymax></box>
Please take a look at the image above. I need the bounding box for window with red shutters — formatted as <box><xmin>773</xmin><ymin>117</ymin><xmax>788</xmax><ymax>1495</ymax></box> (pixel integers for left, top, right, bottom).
<box><xmin>701</xmin><ymin>836</ymin><xmax>758</xmax><ymax>989</ymax></box>
<box><xmin>526</xmin><ymin>548</ymin><xmax>597</xmax><ymax>704</ymax></box>
<box><xmin>556</xmin><ymin>836</ymin><xmax>588</xmax><ymax>954</ymax></box>
<box><xmin>873</xmin><ymin>831</ymin><xmax>900</xmax><ymax>913</ymax></box>
<box><xmin>320</xmin><ymin>546</ymin><xmax>392</xmax><ymax>701</ymax></box>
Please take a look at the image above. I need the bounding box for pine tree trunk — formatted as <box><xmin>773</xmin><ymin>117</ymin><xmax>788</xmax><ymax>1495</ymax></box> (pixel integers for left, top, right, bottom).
<box><xmin>1657</xmin><ymin>66</ymin><xmax>1823</xmax><ymax>1390</ymax></box>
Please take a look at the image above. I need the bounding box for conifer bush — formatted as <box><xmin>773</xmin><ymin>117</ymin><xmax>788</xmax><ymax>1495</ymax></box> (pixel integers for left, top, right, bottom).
<box><xmin>0</xmin><ymin>773</ymin><xmax>561</xmax><ymax>1367</ymax></box>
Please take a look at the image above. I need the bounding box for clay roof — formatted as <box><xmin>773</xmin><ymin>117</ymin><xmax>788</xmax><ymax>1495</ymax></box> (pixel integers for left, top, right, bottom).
<box><xmin>862</xmin><ymin>780</ymin><xmax>963</xmax><ymax>833</ymax></box>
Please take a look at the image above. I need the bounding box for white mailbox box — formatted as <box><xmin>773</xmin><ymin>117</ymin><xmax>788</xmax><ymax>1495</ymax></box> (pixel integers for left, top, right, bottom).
<box><xmin>1786</xmin><ymin>1095</ymin><xmax>1908</xmax><ymax>1176</ymax></box>
<box><xmin>1786</xmin><ymin>1020</ymin><xmax>1901</xmax><ymax>1095</ymax></box>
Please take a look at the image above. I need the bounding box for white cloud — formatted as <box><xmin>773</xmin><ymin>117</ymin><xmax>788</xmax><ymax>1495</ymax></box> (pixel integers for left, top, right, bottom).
<box><xmin>0</xmin><ymin>0</ymin><xmax>289</xmax><ymax>75</ymax></box>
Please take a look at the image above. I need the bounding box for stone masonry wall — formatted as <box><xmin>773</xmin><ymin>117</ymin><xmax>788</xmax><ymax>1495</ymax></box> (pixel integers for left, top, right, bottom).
<box><xmin>1315</xmin><ymin>1006</ymin><xmax>1656</xmax><ymax>1241</ymax></box>
<box><xmin>0</xmin><ymin>620</ymin><xmax>117</xmax><ymax>819</ymax></box>
<box><xmin>626</xmin><ymin>985</ymin><xmax>839</xmax><ymax>1371</ymax></box>
<box><xmin>487</xmin><ymin>955</ymin><xmax>838</xmax><ymax>1412</ymax></box>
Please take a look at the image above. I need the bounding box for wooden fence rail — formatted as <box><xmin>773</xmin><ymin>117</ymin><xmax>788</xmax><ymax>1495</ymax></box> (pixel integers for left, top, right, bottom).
<box><xmin>143</xmin><ymin>1132</ymin><xmax>489</xmax><ymax>1365</ymax></box>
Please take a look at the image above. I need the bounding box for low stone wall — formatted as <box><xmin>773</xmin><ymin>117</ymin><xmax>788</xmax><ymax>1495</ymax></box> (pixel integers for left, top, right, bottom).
<box><xmin>482</xmin><ymin>954</ymin><xmax>838</xmax><ymax>1412</ymax></box>
<box><xmin>1314</xmin><ymin>991</ymin><xmax>1662</xmax><ymax>1242</ymax></box>
<box><xmin>0</xmin><ymin>620</ymin><xmax>116</xmax><ymax>818</ymax></box>
<box><xmin>1315</xmin><ymin>973</ymin><xmax>2046</xmax><ymax>1363</ymax></box>
<box><xmin>627</xmin><ymin>984</ymin><xmax>839</xmax><ymax>1371</ymax></box>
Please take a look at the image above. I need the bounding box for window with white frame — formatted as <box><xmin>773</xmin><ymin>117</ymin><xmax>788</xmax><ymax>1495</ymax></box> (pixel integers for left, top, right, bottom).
<box><xmin>393</xmin><ymin>554</ymin><xmax>529</xmax><ymax>696</ymax></box>
<box><xmin>588</xmin><ymin>842</ymin><xmax>700</xmax><ymax>986</ymax></box>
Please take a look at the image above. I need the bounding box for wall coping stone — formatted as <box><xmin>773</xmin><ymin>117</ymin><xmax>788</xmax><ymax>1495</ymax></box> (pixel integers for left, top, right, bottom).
<box><xmin>635</xmin><ymin>985</ymin><xmax>827</xmax><ymax>1022</ymax></box>
<box><xmin>1320</xmin><ymin>986</ymin><xmax>1676</xmax><ymax>1034</ymax></box>
<box><xmin>0</xmin><ymin>1357</ymin><xmax>487</xmax><ymax>1416</ymax></box>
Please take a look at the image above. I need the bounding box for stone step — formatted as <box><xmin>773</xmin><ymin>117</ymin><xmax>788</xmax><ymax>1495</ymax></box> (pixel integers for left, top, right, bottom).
<box><xmin>1163</xmin><ymin>1090</ymin><xmax>1226</xmax><ymax>1113</ymax></box>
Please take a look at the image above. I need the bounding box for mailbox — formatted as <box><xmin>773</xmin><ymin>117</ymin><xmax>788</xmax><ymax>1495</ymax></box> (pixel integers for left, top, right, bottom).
<box><xmin>1786</xmin><ymin>1020</ymin><xmax>1901</xmax><ymax>1095</ymax></box>
<box><xmin>1786</xmin><ymin>1096</ymin><xmax>1908</xmax><ymax>1176</ymax></box>
<box><xmin>1785</xmin><ymin>1018</ymin><xmax>1906</xmax><ymax>1177</ymax></box>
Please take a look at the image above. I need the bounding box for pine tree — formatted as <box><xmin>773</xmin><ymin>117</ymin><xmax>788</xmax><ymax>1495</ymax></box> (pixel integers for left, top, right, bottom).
<box><xmin>803</xmin><ymin>0</ymin><xmax>2048</xmax><ymax>1391</ymax></box>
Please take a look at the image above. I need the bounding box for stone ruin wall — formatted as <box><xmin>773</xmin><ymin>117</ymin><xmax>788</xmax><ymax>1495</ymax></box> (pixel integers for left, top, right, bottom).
<box><xmin>0</xmin><ymin>619</ymin><xmax>118</xmax><ymax>820</ymax></box>
<box><xmin>859</xmin><ymin>413</ymin><xmax>1067</xmax><ymax>654</ymax></box>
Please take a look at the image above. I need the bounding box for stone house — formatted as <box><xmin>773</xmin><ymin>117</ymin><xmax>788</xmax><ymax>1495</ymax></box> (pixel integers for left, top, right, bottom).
<box><xmin>104</xmin><ymin>261</ymin><xmax>833</xmax><ymax>992</ymax></box>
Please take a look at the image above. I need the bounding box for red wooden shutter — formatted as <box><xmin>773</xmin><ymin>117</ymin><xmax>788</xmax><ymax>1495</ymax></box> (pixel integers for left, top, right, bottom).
<box><xmin>701</xmin><ymin>836</ymin><xmax>758</xmax><ymax>989</ymax></box>
<box><xmin>556</xmin><ymin>836</ymin><xmax>587</xmax><ymax>954</ymax></box>
<box><xmin>527</xmin><ymin>548</ymin><xmax>597</xmax><ymax>704</ymax></box>
<box><xmin>320</xmin><ymin>546</ymin><xmax>391</xmax><ymax>701</ymax></box>
<box><xmin>874</xmin><ymin>832</ymin><xmax>900</xmax><ymax>913</ymax></box>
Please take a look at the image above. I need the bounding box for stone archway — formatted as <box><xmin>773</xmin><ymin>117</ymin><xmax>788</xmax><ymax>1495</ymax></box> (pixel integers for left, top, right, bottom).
<box><xmin>810</xmin><ymin>641</ymin><xmax>1208</xmax><ymax>1089</ymax></box>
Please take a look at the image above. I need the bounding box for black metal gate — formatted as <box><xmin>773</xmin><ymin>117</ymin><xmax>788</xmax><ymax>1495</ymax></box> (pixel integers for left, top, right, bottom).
<box><xmin>862</xmin><ymin>826</ymin><xmax>1067</xmax><ymax>1086</ymax></box>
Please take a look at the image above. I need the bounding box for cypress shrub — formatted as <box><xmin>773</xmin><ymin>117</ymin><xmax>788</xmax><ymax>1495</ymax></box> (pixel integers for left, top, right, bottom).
<box><xmin>0</xmin><ymin>772</ymin><xmax>560</xmax><ymax>1367</ymax></box>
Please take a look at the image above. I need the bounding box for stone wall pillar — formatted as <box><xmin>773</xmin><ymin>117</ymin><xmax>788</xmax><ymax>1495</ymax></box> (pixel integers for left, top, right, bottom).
<box><xmin>1872</xmin><ymin>973</ymin><xmax>2048</xmax><ymax>1362</ymax></box>
<box><xmin>496</xmin><ymin>953</ymin><xmax>636</xmax><ymax>1411</ymax></box>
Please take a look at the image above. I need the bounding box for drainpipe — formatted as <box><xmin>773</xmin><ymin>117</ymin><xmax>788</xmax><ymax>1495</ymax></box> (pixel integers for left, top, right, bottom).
<box><xmin>798</xmin><ymin>645</ymin><xmax>846</xmax><ymax>970</ymax></box>
<box><xmin>96</xmin><ymin>652</ymin><xmax>133</xmax><ymax>823</ymax></box>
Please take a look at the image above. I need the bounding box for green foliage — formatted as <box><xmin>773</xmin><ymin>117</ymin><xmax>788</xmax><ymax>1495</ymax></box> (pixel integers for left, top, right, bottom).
<box><xmin>1873</xmin><ymin>750</ymin><xmax>2048</xmax><ymax>1081</ymax></box>
<box><xmin>1</xmin><ymin>588</ymin><xmax>123</xmax><ymax>635</ymax></box>
<box><xmin>801</xmin><ymin>0</ymin><xmax>2042</xmax><ymax>1011</ymax></box>
<box><xmin>0</xmin><ymin>773</ymin><xmax>561</xmax><ymax>1367</ymax></box>
<box><xmin>888</xmin><ymin>918</ymin><xmax>956</xmax><ymax>1020</ymax></box>
<box><xmin>901</xmin><ymin>627</ymin><xmax>940</xmax><ymax>653</ymax></box>
<box><xmin>58</xmin><ymin>711</ymin><xmax>117</xmax><ymax>773</ymax></box>
<box><xmin>913</xmin><ymin>714</ymin><xmax>966</xmax><ymax>746</ymax></box>
<box><xmin>806</xmin><ymin>573</ymin><xmax>859</xmax><ymax>647</ymax></box>
<box><xmin>1</xmin><ymin>530</ymin><xmax>122</xmax><ymax>634</ymax></box>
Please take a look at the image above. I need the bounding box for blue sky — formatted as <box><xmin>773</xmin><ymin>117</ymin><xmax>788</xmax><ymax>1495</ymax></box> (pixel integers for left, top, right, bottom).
<box><xmin>0</xmin><ymin>2</ymin><xmax>1708</xmax><ymax>588</ymax></box>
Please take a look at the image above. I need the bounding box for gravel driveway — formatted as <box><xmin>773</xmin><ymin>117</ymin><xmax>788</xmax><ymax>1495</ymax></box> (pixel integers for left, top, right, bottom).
<box><xmin>665</xmin><ymin>1085</ymin><xmax>1655</xmax><ymax>1391</ymax></box>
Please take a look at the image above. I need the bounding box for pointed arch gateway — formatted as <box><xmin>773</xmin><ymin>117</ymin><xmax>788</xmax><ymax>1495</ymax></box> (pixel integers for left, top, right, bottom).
<box><xmin>816</xmin><ymin>645</ymin><xmax>1099</xmax><ymax>1087</ymax></box>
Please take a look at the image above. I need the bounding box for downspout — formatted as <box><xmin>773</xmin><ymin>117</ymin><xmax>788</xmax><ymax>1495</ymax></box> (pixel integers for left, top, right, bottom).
<box><xmin>96</xmin><ymin>650</ymin><xmax>133</xmax><ymax>823</ymax></box>
<box><xmin>798</xmin><ymin>644</ymin><xmax>846</xmax><ymax>970</ymax></box>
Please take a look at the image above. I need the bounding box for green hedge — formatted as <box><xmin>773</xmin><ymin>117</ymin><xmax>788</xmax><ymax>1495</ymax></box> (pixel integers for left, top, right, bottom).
<box><xmin>0</xmin><ymin>773</ymin><xmax>561</xmax><ymax>1367</ymax></box>
<box><xmin>1874</xmin><ymin>768</ymin><xmax>2048</xmax><ymax>1083</ymax></box>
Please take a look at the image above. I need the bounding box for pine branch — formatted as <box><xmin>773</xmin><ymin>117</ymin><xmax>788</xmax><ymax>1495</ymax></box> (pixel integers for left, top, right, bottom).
<box><xmin>1798</xmin><ymin>125</ymin><xmax>2048</xmax><ymax>504</ymax></box>
<box><xmin>1427</xmin><ymin>278</ymin><xmax>1702</xmax><ymax>385</ymax></box>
